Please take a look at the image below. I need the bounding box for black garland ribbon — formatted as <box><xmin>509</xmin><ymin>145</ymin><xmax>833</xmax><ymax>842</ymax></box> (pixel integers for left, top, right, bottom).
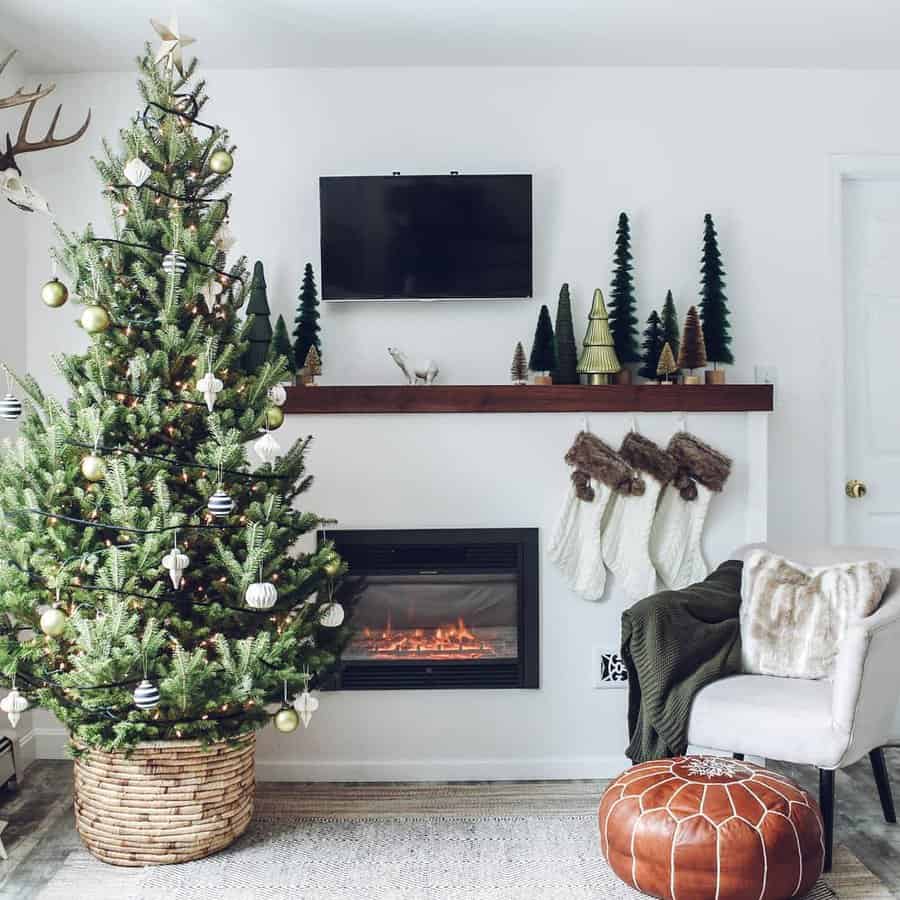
<box><xmin>107</xmin><ymin>181</ymin><xmax>230</xmax><ymax>220</ymax></box>
<box><xmin>142</xmin><ymin>97</ymin><xmax>216</xmax><ymax>134</ymax></box>
<box><xmin>17</xmin><ymin>508</ymin><xmax>241</xmax><ymax>535</ymax></box>
<box><xmin>86</xmin><ymin>237</ymin><xmax>245</xmax><ymax>290</ymax></box>
<box><xmin>96</xmin><ymin>386</ymin><xmax>285</xmax><ymax>423</ymax></box>
<box><xmin>66</xmin><ymin>439</ymin><xmax>288</xmax><ymax>483</ymax></box>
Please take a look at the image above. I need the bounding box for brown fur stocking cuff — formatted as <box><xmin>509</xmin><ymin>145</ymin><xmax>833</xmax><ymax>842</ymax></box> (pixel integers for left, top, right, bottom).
<box><xmin>668</xmin><ymin>431</ymin><xmax>732</xmax><ymax>500</ymax></box>
<box><xmin>619</xmin><ymin>432</ymin><xmax>677</xmax><ymax>485</ymax></box>
<box><xmin>564</xmin><ymin>431</ymin><xmax>645</xmax><ymax>499</ymax></box>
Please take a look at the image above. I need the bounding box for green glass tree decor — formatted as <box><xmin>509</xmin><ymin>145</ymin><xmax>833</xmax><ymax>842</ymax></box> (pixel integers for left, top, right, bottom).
<box><xmin>660</xmin><ymin>290</ymin><xmax>681</xmax><ymax>376</ymax></box>
<box><xmin>576</xmin><ymin>289</ymin><xmax>620</xmax><ymax>385</ymax></box>
<box><xmin>292</xmin><ymin>262</ymin><xmax>320</xmax><ymax>374</ymax></box>
<box><xmin>638</xmin><ymin>310</ymin><xmax>665</xmax><ymax>381</ymax></box>
<box><xmin>607</xmin><ymin>213</ymin><xmax>640</xmax><ymax>369</ymax></box>
<box><xmin>529</xmin><ymin>304</ymin><xmax>558</xmax><ymax>383</ymax></box>
<box><xmin>243</xmin><ymin>260</ymin><xmax>273</xmax><ymax>374</ymax></box>
<box><xmin>0</xmin><ymin>41</ymin><xmax>350</xmax><ymax>752</ymax></box>
<box><xmin>551</xmin><ymin>283</ymin><xmax>579</xmax><ymax>385</ymax></box>
<box><xmin>699</xmin><ymin>214</ymin><xmax>733</xmax><ymax>380</ymax></box>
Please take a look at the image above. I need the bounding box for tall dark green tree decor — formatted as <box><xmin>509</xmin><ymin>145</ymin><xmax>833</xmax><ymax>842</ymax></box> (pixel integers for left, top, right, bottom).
<box><xmin>0</xmin><ymin>38</ymin><xmax>350</xmax><ymax>752</ymax></box>
<box><xmin>243</xmin><ymin>260</ymin><xmax>273</xmax><ymax>374</ymax></box>
<box><xmin>529</xmin><ymin>304</ymin><xmax>558</xmax><ymax>376</ymax></box>
<box><xmin>551</xmin><ymin>283</ymin><xmax>579</xmax><ymax>384</ymax></box>
<box><xmin>699</xmin><ymin>214</ymin><xmax>734</xmax><ymax>367</ymax></box>
<box><xmin>638</xmin><ymin>310</ymin><xmax>665</xmax><ymax>381</ymax></box>
<box><xmin>660</xmin><ymin>290</ymin><xmax>681</xmax><ymax>377</ymax></box>
<box><xmin>607</xmin><ymin>213</ymin><xmax>640</xmax><ymax>365</ymax></box>
<box><xmin>292</xmin><ymin>263</ymin><xmax>320</xmax><ymax>373</ymax></box>
<box><xmin>271</xmin><ymin>314</ymin><xmax>293</xmax><ymax>362</ymax></box>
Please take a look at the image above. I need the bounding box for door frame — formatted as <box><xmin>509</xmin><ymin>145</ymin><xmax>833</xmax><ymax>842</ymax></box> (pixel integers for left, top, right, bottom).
<box><xmin>827</xmin><ymin>155</ymin><xmax>900</xmax><ymax>544</ymax></box>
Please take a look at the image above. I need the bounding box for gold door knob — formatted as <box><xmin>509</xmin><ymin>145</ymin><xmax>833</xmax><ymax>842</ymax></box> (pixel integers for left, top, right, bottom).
<box><xmin>846</xmin><ymin>479</ymin><xmax>867</xmax><ymax>499</ymax></box>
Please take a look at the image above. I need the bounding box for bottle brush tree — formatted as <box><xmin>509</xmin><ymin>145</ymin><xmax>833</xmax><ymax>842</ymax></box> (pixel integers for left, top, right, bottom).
<box><xmin>638</xmin><ymin>310</ymin><xmax>665</xmax><ymax>381</ymax></box>
<box><xmin>292</xmin><ymin>262</ymin><xmax>320</xmax><ymax>373</ymax></box>
<box><xmin>0</xmin><ymin>41</ymin><xmax>351</xmax><ymax>752</ymax></box>
<box><xmin>656</xmin><ymin>342</ymin><xmax>678</xmax><ymax>383</ymax></box>
<box><xmin>243</xmin><ymin>260</ymin><xmax>273</xmax><ymax>374</ymax></box>
<box><xmin>270</xmin><ymin>314</ymin><xmax>293</xmax><ymax>365</ymax></box>
<box><xmin>607</xmin><ymin>213</ymin><xmax>640</xmax><ymax>366</ymax></box>
<box><xmin>660</xmin><ymin>290</ymin><xmax>681</xmax><ymax>375</ymax></box>
<box><xmin>677</xmin><ymin>305</ymin><xmax>707</xmax><ymax>375</ymax></box>
<box><xmin>510</xmin><ymin>341</ymin><xmax>528</xmax><ymax>384</ymax></box>
<box><xmin>551</xmin><ymin>283</ymin><xmax>578</xmax><ymax>385</ymax></box>
<box><xmin>699</xmin><ymin>214</ymin><xmax>734</xmax><ymax>368</ymax></box>
<box><xmin>529</xmin><ymin>304</ymin><xmax>558</xmax><ymax>377</ymax></box>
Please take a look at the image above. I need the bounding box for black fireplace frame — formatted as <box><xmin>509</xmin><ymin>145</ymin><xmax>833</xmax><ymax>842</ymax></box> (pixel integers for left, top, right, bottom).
<box><xmin>320</xmin><ymin>528</ymin><xmax>539</xmax><ymax>690</ymax></box>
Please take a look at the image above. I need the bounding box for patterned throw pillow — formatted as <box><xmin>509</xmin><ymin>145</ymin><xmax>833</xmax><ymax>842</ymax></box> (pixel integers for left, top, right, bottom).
<box><xmin>740</xmin><ymin>550</ymin><xmax>891</xmax><ymax>679</ymax></box>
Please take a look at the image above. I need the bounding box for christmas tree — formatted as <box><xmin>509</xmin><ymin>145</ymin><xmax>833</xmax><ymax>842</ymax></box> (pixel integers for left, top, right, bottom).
<box><xmin>657</xmin><ymin>342</ymin><xmax>677</xmax><ymax>382</ymax></box>
<box><xmin>528</xmin><ymin>304</ymin><xmax>557</xmax><ymax>376</ymax></box>
<box><xmin>638</xmin><ymin>310</ymin><xmax>665</xmax><ymax>381</ymax></box>
<box><xmin>677</xmin><ymin>305</ymin><xmax>707</xmax><ymax>374</ymax></box>
<box><xmin>292</xmin><ymin>262</ymin><xmax>320</xmax><ymax>373</ymax></box>
<box><xmin>660</xmin><ymin>290</ymin><xmax>680</xmax><ymax>374</ymax></box>
<box><xmin>607</xmin><ymin>213</ymin><xmax>640</xmax><ymax>365</ymax></box>
<box><xmin>243</xmin><ymin>260</ymin><xmax>273</xmax><ymax>374</ymax></box>
<box><xmin>510</xmin><ymin>341</ymin><xmax>527</xmax><ymax>384</ymax></box>
<box><xmin>576</xmin><ymin>289</ymin><xmax>620</xmax><ymax>384</ymax></box>
<box><xmin>271</xmin><ymin>314</ymin><xmax>293</xmax><ymax>364</ymax></box>
<box><xmin>699</xmin><ymin>214</ymin><xmax>734</xmax><ymax>367</ymax></box>
<box><xmin>551</xmin><ymin>283</ymin><xmax>578</xmax><ymax>385</ymax></box>
<box><xmin>0</xmin><ymin>38</ymin><xmax>350</xmax><ymax>751</ymax></box>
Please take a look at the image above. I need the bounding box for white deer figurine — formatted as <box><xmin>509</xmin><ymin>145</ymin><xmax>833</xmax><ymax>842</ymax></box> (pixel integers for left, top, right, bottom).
<box><xmin>388</xmin><ymin>347</ymin><xmax>439</xmax><ymax>385</ymax></box>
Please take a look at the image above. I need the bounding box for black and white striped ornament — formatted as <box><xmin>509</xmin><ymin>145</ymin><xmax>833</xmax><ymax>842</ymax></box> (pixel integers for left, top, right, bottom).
<box><xmin>133</xmin><ymin>679</ymin><xmax>160</xmax><ymax>710</ymax></box>
<box><xmin>207</xmin><ymin>488</ymin><xmax>234</xmax><ymax>517</ymax></box>
<box><xmin>0</xmin><ymin>393</ymin><xmax>22</xmax><ymax>420</ymax></box>
<box><xmin>162</xmin><ymin>252</ymin><xmax>187</xmax><ymax>277</ymax></box>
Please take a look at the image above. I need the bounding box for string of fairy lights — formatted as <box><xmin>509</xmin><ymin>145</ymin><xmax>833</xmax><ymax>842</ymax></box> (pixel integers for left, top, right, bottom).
<box><xmin>0</xmin><ymin>81</ymin><xmax>338</xmax><ymax>738</ymax></box>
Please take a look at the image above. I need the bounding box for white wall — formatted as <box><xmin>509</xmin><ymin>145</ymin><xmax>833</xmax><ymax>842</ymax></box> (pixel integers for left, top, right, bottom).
<box><xmin>19</xmin><ymin>63</ymin><xmax>898</xmax><ymax>774</ymax></box>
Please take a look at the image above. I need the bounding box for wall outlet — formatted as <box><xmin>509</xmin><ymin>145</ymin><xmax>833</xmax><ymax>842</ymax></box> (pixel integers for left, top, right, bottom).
<box><xmin>754</xmin><ymin>365</ymin><xmax>778</xmax><ymax>385</ymax></box>
<box><xmin>593</xmin><ymin>647</ymin><xmax>628</xmax><ymax>689</ymax></box>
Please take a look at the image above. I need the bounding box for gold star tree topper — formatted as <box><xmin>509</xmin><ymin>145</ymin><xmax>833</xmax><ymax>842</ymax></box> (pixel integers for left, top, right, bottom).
<box><xmin>150</xmin><ymin>16</ymin><xmax>196</xmax><ymax>76</ymax></box>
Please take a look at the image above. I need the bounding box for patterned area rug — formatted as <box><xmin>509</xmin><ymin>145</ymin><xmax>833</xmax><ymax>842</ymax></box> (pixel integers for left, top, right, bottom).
<box><xmin>37</xmin><ymin>813</ymin><xmax>888</xmax><ymax>900</ymax></box>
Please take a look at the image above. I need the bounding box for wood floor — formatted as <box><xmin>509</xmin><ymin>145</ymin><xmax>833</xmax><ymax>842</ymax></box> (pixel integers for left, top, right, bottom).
<box><xmin>1</xmin><ymin>751</ymin><xmax>900</xmax><ymax>898</ymax></box>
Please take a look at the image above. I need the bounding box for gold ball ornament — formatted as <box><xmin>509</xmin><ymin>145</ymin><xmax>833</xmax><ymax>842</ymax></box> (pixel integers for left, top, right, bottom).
<box><xmin>265</xmin><ymin>405</ymin><xmax>284</xmax><ymax>430</ymax></box>
<box><xmin>323</xmin><ymin>555</ymin><xmax>342</xmax><ymax>577</ymax></box>
<box><xmin>40</xmin><ymin>607</ymin><xmax>67</xmax><ymax>637</ymax></box>
<box><xmin>81</xmin><ymin>305</ymin><xmax>110</xmax><ymax>334</ymax></box>
<box><xmin>209</xmin><ymin>149</ymin><xmax>234</xmax><ymax>175</ymax></box>
<box><xmin>274</xmin><ymin>706</ymin><xmax>299</xmax><ymax>733</ymax></box>
<box><xmin>81</xmin><ymin>454</ymin><xmax>106</xmax><ymax>482</ymax></box>
<box><xmin>41</xmin><ymin>278</ymin><xmax>69</xmax><ymax>308</ymax></box>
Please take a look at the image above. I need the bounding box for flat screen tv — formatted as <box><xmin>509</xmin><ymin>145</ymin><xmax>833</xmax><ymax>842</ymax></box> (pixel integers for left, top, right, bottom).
<box><xmin>319</xmin><ymin>174</ymin><xmax>533</xmax><ymax>301</ymax></box>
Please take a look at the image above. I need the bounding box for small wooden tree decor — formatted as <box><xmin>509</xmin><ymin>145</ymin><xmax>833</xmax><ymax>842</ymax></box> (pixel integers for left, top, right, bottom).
<box><xmin>656</xmin><ymin>342</ymin><xmax>677</xmax><ymax>384</ymax></box>
<box><xmin>510</xmin><ymin>341</ymin><xmax>528</xmax><ymax>385</ymax></box>
<box><xmin>529</xmin><ymin>304</ymin><xmax>558</xmax><ymax>384</ymax></box>
<box><xmin>302</xmin><ymin>345</ymin><xmax>322</xmax><ymax>385</ymax></box>
<box><xmin>577</xmin><ymin>289</ymin><xmax>621</xmax><ymax>385</ymax></box>
<box><xmin>677</xmin><ymin>305</ymin><xmax>707</xmax><ymax>383</ymax></box>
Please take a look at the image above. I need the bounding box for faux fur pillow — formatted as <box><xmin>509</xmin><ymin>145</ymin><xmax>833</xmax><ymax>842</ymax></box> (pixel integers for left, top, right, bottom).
<box><xmin>740</xmin><ymin>550</ymin><xmax>891</xmax><ymax>679</ymax></box>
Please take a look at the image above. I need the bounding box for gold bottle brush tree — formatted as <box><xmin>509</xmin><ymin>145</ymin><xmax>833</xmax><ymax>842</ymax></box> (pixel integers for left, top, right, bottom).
<box><xmin>577</xmin><ymin>289</ymin><xmax>621</xmax><ymax>385</ymax></box>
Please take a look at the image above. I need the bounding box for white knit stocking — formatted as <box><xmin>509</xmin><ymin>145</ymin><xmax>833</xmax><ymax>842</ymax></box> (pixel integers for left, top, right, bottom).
<box><xmin>549</xmin><ymin>478</ymin><xmax>613</xmax><ymax>601</ymax></box>
<box><xmin>650</xmin><ymin>481</ymin><xmax>714</xmax><ymax>590</ymax></box>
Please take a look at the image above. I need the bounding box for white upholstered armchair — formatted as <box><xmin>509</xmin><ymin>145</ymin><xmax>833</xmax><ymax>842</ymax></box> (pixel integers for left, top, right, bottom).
<box><xmin>687</xmin><ymin>543</ymin><xmax>900</xmax><ymax>872</ymax></box>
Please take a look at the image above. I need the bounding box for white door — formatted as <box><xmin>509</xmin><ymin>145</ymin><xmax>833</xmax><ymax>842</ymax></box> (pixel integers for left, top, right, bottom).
<box><xmin>842</xmin><ymin>177</ymin><xmax>900</xmax><ymax>547</ymax></box>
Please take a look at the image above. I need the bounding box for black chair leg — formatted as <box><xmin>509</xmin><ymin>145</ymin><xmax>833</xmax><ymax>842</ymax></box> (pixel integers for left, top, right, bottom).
<box><xmin>870</xmin><ymin>748</ymin><xmax>897</xmax><ymax>824</ymax></box>
<box><xmin>819</xmin><ymin>768</ymin><xmax>835</xmax><ymax>873</ymax></box>
<box><xmin>733</xmin><ymin>753</ymin><xmax>744</xmax><ymax>761</ymax></box>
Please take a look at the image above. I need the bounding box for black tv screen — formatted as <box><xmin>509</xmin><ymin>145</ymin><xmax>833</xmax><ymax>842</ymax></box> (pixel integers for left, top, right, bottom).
<box><xmin>319</xmin><ymin>174</ymin><xmax>533</xmax><ymax>300</ymax></box>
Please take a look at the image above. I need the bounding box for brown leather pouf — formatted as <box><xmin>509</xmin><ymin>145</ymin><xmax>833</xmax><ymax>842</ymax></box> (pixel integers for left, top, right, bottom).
<box><xmin>599</xmin><ymin>756</ymin><xmax>824</xmax><ymax>900</ymax></box>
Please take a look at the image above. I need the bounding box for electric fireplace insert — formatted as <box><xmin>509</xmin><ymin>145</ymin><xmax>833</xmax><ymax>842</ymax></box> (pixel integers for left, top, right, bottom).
<box><xmin>322</xmin><ymin>528</ymin><xmax>539</xmax><ymax>690</ymax></box>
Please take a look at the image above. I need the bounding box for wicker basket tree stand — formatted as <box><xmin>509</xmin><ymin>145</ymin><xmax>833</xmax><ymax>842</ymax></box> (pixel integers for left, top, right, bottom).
<box><xmin>73</xmin><ymin>733</ymin><xmax>255</xmax><ymax>866</ymax></box>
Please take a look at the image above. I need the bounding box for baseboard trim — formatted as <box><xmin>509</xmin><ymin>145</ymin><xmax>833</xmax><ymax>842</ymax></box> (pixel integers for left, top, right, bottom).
<box><xmin>34</xmin><ymin>727</ymin><xmax>68</xmax><ymax>759</ymax></box>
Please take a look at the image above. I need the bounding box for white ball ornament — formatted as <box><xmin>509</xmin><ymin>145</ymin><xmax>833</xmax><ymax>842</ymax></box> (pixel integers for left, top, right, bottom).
<box><xmin>0</xmin><ymin>394</ymin><xmax>22</xmax><ymax>420</ymax></box>
<box><xmin>293</xmin><ymin>690</ymin><xmax>319</xmax><ymax>728</ymax></box>
<box><xmin>274</xmin><ymin>706</ymin><xmax>299</xmax><ymax>733</ymax></box>
<box><xmin>133</xmin><ymin>679</ymin><xmax>160</xmax><ymax>710</ymax></box>
<box><xmin>214</xmin><ymin>222</ymin><xmax>236</xmax><ymax>252</ymax></box>
<box><xmin>197</xmin><ymin>371</ymin><xmax>223</xmax><ymax>412</ymax></box>
<box><xmin>267</xmin><ymin>384</ymin><xmax>287</xmax><ymax>407</ymax></box>
<box><xmin>80</xmin><ymin>454</ymin><xmax>106</xmax><ymax>482</ymax></box>
<box><xmin>40</xmin><ymin>607</ymin><xmax>68</xmax><ymax>637</ymax></box>
<box><xmin>319</xmin><ymin>602</ymin><xmax>345</xmax><ymax>628</ymax></box>
<box><xmin>1</xmin><ymin>687</ymin><xmax>28</xmax><ymax>728</ymax></box>
<box><xmin>246</xmin><ymin>581</ymin><xmax>277</xmax><ymax>610</ymax></box>
<box><xmin>253</xmin><ymin>431</ymin><xmax>280</xmax><ymax>465</ymax></box>
<box><xmin>123</xmin><ymin>157</ymin><xmax>151</xmax><ymax>187</ymax></box>
<box><xmin>162</xmin><ymin>252</ymin><xmax>187</xmax><ymax>278</ymax></box>
<box><xmin>162</xmin><ymin>544</ymin><xmax>190</xmax><ymax>589</ymax></box>
<box><xmin>207</xmin><ymin>489</ymin><xmax>234</xmax><ymax>518</ymax></box>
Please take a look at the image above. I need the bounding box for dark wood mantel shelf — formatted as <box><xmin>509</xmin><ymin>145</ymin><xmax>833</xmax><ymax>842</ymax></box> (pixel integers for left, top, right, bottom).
<box><xmin>283</xmin><ymin>383</ymin><xmax>773</xmax><ymax>415</ymax></box>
